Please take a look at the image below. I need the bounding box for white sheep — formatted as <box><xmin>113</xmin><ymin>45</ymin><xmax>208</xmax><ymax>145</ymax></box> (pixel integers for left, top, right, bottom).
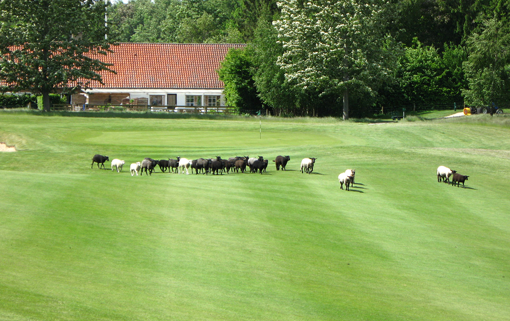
<box><xmin>300</xmin><ymin>157</ymin><xmax>316</xmax><ymax>174</ymax></box>
<box><xmin>130</xmin><ymin>162</ymin><xmax>141</xmax><ymax>176</ymax></box>
<box><xmin>338</xmin><ymin>171</ymin><xmax>354</xmax><ymax>191</ymax></box>
<box><xmin>178</xmin><ymin>157</ymin><xmax>192</xmax><ymax>174</ymax></box>
<box><xmin>344</xmin><ymin>169</ymin><xmax>356</xmax><ymax>184</ymax></box>
<box><xmin>437</xmin><ymin>166</ymin><xmax>456</xmax><ymax>183</ymax></box>
<box><xmin>111</xmin><ymin>159</ymin><xmax>125</xmax><ymax>173</ymax></box>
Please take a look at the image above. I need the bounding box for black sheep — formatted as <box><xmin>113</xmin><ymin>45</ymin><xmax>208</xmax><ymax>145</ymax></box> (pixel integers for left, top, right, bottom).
<box><xmin>195</xmin><ymin>158</ymin><xmax>211</xmax><ymax>174</ymax></box>
<box><xmin>91</xmin><ymin>154</ymin><xmax>109</xmax><ymax>169</ymax></box>
<box><xmin>158</xmin><ymin>159</ymin><xmax>170</xmax><ymax>172</ymax></box>
<box><xmin>210</xmin><ymin>156</ymin><xmax>224</xmax><ymax>175</ymax></box>
<box><xmin>451</xmin><ymin>173</ymin><xmax>469</xmax><ymax>187</ymax></box>
<box><xmin>273</xmin><ymin>155</ymin><xmax>290</xmax><ymax>171</ymax></box>
<box><xmin>250</xmin><ymin>159</ymin><xmax>268</xmax><ymax>174</ymax></box>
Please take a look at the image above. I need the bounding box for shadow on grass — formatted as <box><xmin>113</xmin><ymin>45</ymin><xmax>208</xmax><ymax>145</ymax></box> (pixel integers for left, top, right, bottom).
<box><xmin>453</xmin><ymin>186</ymin><xmax>476</xmax><ymax>190</ymax></box>
<box><xmin>301</xmin><ymin>172</ymin><xmax>327</xmax><ymax>175</ymax></box>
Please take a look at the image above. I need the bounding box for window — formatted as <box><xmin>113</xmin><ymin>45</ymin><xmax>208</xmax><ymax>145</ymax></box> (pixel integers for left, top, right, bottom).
<box><xmin>186</xmin><ymin>95</ymin><xmax>202</xmax><ymax>106</ymax></box>
<box><xmin>205</xmin><ymin>95</ymin><xmax>221</xmax><ymax>107</ymax></box>
<box><xmin>150</xmin><ymin>95</ymin><xmax>163</xmax><ymax>106</ymax></box>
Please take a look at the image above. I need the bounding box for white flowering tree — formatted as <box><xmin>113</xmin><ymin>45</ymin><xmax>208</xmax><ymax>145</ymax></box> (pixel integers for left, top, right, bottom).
<box><xmin>274</xmin><ymin>0</ymin><xmax>395</xmax><ymax>119</ymax></box>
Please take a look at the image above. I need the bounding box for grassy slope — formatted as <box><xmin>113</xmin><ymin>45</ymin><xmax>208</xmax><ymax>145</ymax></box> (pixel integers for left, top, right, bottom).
<box><xmin>0</xmin><ymin>113</ymin><xmax>509</xmax><ymax>320</ymax></box>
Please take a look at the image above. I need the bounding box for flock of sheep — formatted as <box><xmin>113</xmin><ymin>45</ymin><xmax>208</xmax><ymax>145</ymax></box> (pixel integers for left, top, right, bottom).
<box><xmin>91</xmin><ymin>154</ymin><xmax>312</xmax><ymax>176</ymax></box>
<box><xmin>91</xmin><ymin>154</ymin><xmax>470</xmax><ymax>190</ymax></box>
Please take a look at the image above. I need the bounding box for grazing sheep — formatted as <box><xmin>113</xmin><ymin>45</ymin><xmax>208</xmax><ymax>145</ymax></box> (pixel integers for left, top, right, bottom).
<box><xmin>300</xmin><ymin>158</ymin><xmax>316</xmax><ymax>174</ymax></box>
<box><xmin>130</xmin><ymin>162</ymin><xmax>141</xmax><ymax>176</ymax></box>
<box><xmin>344</xmin><ymin>169</ymin><xmax>356</xmax><ymax>184</ymax></box>
<box><xmin>338</xmin><ymin>172</ymin><xmax>354</xmax><ymax>191</ymax></box>
<box><xmin>91</xmin><ymin>154</ymin><xmax>109</xmax><ymax>169</ymax></box>
<box><xmin>111</xmin><ymin>159</ymin><xmax>125</xmax><ymax>173</ymax></box>
<box><xmin>178</xmin><ymin>157</ymin><xmax>191</xmax><ymax>174</ymax></box>
<box><xmin>437</xmin><ymin>166</ymin><xmax>456</xmax><ymax>183</ymax></box>
<box><xmin>273</xmin><ymin>155</ymin><xmax>290</xmax><ymax>171</ymax></box>
<box><xmin>451</xmin><ymin>173</ymin><xmax>469</xmax><ymax>187</ymax></box>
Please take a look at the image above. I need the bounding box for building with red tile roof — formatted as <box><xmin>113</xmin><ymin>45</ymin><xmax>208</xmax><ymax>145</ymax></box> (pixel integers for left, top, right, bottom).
<box><xmin>72</xmin><ymin>42</ymin><xmax>246</xmax><ymax>109</ymax></box>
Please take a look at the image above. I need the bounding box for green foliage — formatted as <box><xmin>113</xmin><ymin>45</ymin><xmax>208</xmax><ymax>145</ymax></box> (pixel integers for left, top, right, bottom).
<box><xmin>249</xmin><ymin>20</ymin><xmax>298</xmax><ymax>116</ymax></box>
<box><xmin>463</xmin><ymin>17</ymin><xmax>510</xmax><ymax>107</ymax></box>
<box><xmin>274</xmin><ymin>0</ymin><xmax>398</xmax><ymax>119</ymax></box>
<box><xmin>0</xmin><ymin>0</ymin><xmax>115</xmax><ymax>111</ymax></box>
<box><xmin>396</xmin><ymin>40</ymin><xmax>466</xmax><ymax>107</ymax></box>
<box><xmin>218</xmin><ymin>48</ymin><xmax>263</xmax><ymax>113</ymax></box>
<box><xmin>0</xmin><ymin>93</ymin><xmax>36</xmax><ymax>108</ymax></box>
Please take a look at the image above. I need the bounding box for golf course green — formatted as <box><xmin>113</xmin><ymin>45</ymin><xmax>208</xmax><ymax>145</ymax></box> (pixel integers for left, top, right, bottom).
<box><xmin>1</xmin><ymin>112</ymin><xmax>509</xmax><ymax>320</ymax></box>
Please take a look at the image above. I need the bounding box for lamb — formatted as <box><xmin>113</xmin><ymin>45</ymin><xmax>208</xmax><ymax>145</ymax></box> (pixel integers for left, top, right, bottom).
<box><xmin>110</xmin><ymin>159</ymin><xmax>125</xmax><ymax>173</ymax></box>
<box><xmin>130</xmin><ymin>162</ymin><xmax>141</xmax><ymax>176</ymax></box>
<box><xmin>451</xmin><ymin>173</ymin><xmax>469</xmax><ymax>187</ymax></box>
<box><xmin>91</xmin><ymin>154</ymin><xmax>109</xmax><ymax>169</ymax></box>
<box><xmin>437</xmin><ymin>166</ymin><xmax>456</xmax><ymax>184</ymax></box>
<box><xmin>338</xmin><ymin>171</ymin><xmax>354</xmax><ymax>191</ymax></box>
<box><xmin>300</xmin><ymin>157</ymin><xmax>316</xmax><ymax>174</ymax></box>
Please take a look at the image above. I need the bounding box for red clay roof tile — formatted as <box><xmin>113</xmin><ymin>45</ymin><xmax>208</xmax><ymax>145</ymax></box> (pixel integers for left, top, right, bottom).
<box><xmin>88</xmin><ymin>43</ymin><xmax>246</xmax><ymax>89</ymax></box>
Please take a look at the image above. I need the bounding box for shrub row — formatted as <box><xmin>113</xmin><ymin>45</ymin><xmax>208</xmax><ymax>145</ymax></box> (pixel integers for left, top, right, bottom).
<box><xmin>0</xmin><ymin>94</ymin><xmax>67</xmax><ymax>109</ymax></box>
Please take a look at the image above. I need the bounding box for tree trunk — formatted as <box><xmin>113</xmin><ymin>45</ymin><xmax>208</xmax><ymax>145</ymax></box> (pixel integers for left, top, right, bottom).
<box><xmin>343</xmin><ymin>88</ymin><xmax>349</xmax><ymax>120</ymax></box>
<box><xmin>42</xmin><ymin>91</ymin><xmax>51</xmax><ymax>112</ymax></box>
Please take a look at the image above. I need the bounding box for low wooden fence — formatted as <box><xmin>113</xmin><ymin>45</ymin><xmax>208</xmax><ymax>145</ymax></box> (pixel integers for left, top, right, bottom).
<box><xmin>51</xmin><ymin>104</ymin><xmax>236</xmax><ymax>114</ymax></box>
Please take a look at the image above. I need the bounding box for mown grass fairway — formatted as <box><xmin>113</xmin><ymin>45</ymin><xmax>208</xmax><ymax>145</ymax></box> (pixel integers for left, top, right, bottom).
<box><xmin>1</xmin><ymin>112</ymin><xmax>509</xmax><ymax>320</ymax></box>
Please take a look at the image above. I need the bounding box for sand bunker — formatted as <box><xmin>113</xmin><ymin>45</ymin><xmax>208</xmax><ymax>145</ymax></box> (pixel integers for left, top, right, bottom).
<box><xmin>0</xmin><ymin>142</ymin><xmax>16</xmax><ymax>152</ymax></box>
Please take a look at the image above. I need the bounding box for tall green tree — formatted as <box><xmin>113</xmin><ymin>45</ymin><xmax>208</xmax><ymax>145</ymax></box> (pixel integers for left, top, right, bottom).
<box><xmin>274</xmin><ymin>0</ymin><xmax>396</xmax><ymax>119</ymax></box>
<box><xmin>218</xmin><ymin>48</ymin><xmax>263</xmax><ymax>113</ymax></box>
<box><xmin>250</xmin><ymin>19</ymin><xmax>299</xmax><ymax>116</ymax></box>
<box><xmin>463</xmin><ymin>17</ymin><xmax>510</xmax><ymax>107</ymax></box>
<box><xmin>396</xmin><ymin>39</ymin><xmax>466</xmax><ymax>107</ymax></box>
<box><xmin>0</xmin><ymin>0</ymin><xmax>114</xmax><ymax>111</ymax></box>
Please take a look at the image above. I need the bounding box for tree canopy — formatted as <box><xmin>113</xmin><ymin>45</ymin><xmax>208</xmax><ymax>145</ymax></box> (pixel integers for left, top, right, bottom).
<box><xmin>2</xmin><ymin>0</ymin><xmax>510</xmax><ymax>116</ymax></box>
<box><xmin>0</xmin><ymin>0</ymin><xmax>115</xmax><ymax>111</ymax></box>
<box><xmin>273</xmin><ymin>0</ymin><xmax>397</xmax><ymax>119</ymax></box>
<box><xmin>463</xmin><ymin>17</ymin><xmax>510</xmax><ymax>107</ymax></box>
